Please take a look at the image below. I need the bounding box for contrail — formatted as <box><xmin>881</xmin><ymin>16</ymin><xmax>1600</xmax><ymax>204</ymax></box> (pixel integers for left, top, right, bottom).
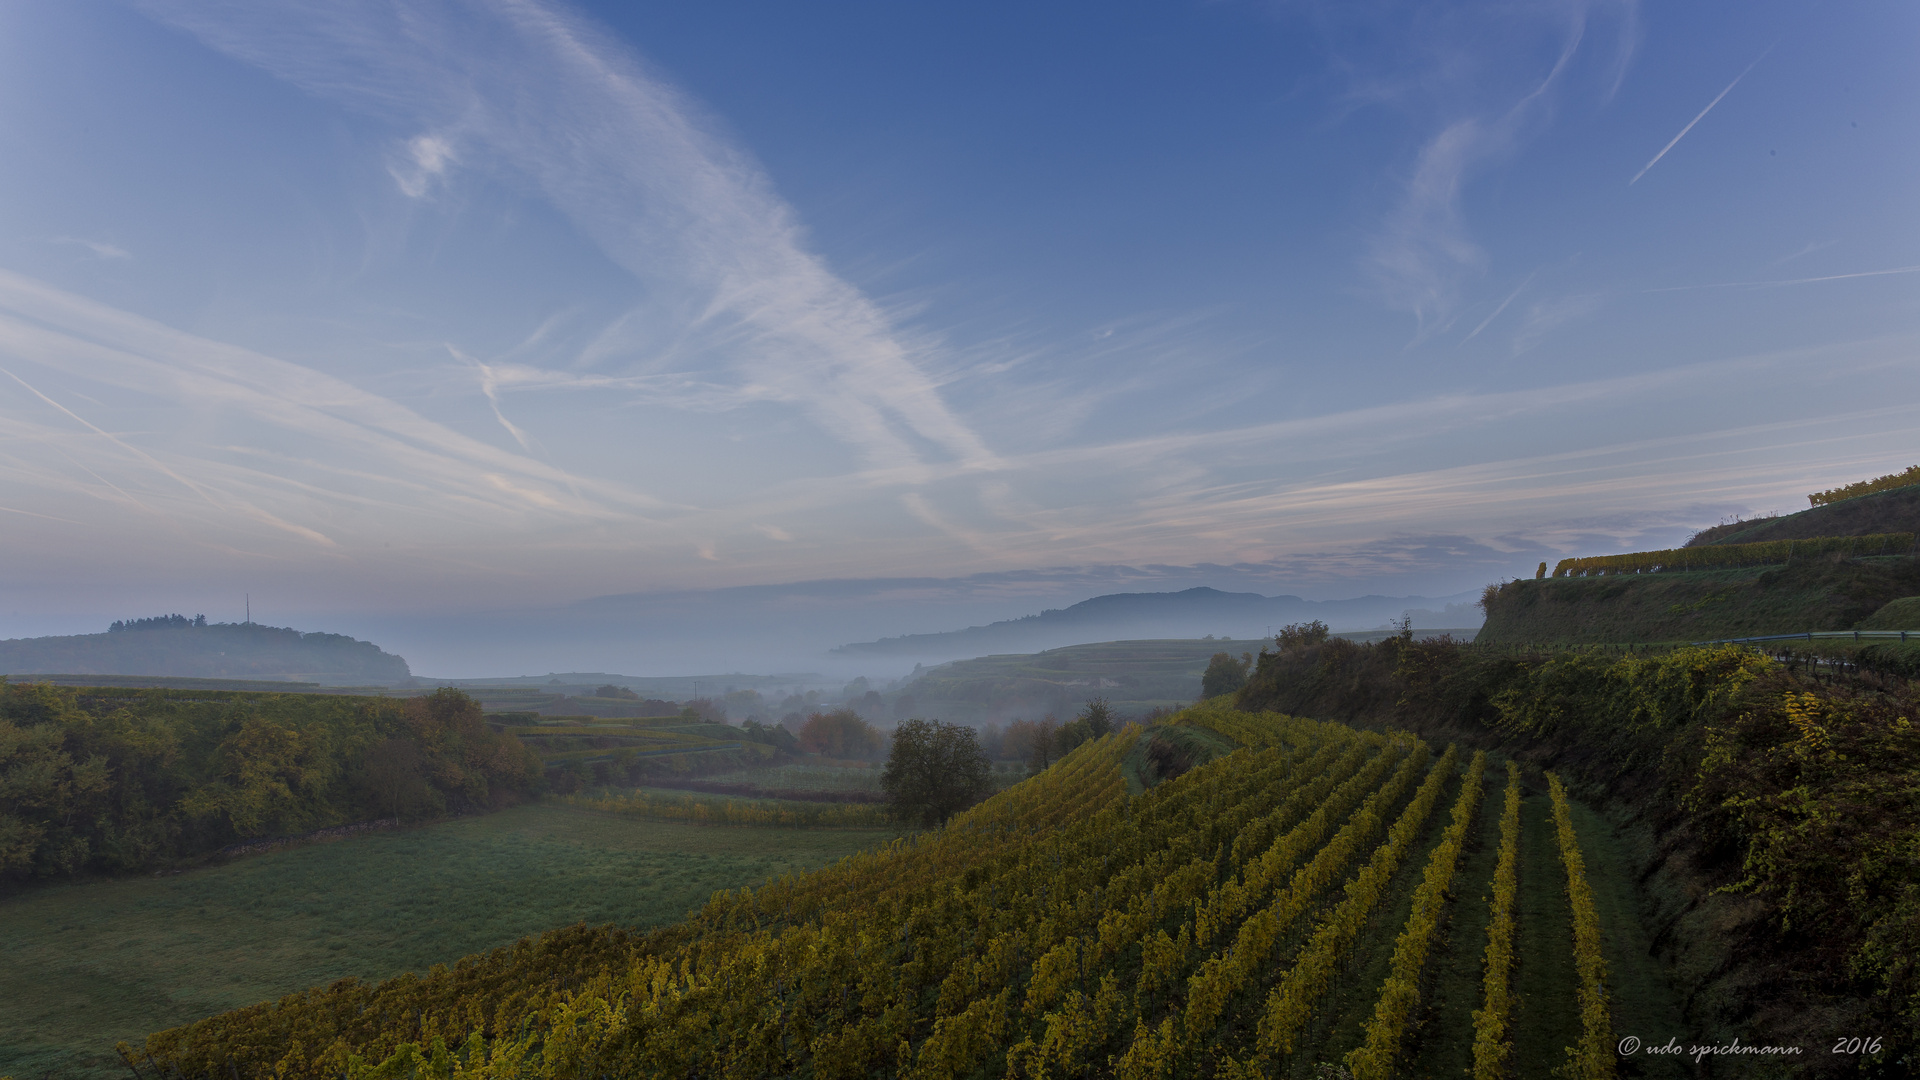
<box><xmin>1648</xmin><ymin>265</ymin><xmax>1920</xmax><ymax>292</ymax></box>
<box><xmin>1462</xmin><ymin>273</ymin><xmax>1535</xmax><ymax>343</ymax></box>
<box><xmin>1630</xmin><ymin>47</ymin><xmax>1771</xmax><ymax>185</ymax></box>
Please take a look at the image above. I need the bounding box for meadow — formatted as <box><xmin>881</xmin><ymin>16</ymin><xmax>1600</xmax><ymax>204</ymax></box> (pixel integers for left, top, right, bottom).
<box><xmin>0</xmin><ymin>802</ymin><xmax>892</xmax><ymax>1079</ymax></box>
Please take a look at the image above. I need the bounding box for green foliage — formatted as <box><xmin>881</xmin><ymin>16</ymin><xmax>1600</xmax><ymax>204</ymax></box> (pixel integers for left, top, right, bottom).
<box><xmin>1687</xmin><ymin>683</ymin><xmax>1920</xmax><ymax>1037</ymax></box>
<box><xmin>1551</xmin><ymin>532</ymin><xmax>1914</xmax><ymax>577</ymax></box>
<box><xmin>0</xmin><ymin>683</ymin><xmax>539</xmax><ymax>879</ymax></box>
<box><xmin>1276</xmin><ymin>620</ymin><xmax>1331</xmax><ymax>651</ymax></box>
<box><xmin>880</xmin><ymin>718</ymin><xmax>994</xmax><ymax>826</ymax></box>
<box><xmin>1201</xmin><ymin>652</ymin><xmax>1252</xmax><ymax>698</ymax></box>
<box><xmin>1810</xmin><ymin>464</ymin><xmax>1920</xmax><ymax>507</ymax></box>
<box><xmin>1486</xmin><ymin>645</ymin><xmax>1771</xmax><ymax>773</ymax></box>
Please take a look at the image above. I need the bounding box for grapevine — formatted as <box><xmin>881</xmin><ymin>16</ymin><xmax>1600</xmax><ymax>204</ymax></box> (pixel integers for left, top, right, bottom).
<box><xmin>1548</xmin><ymin>772</ymin><xmax>1616</xmax><ymax>1080</ymax></box>
<box><xmin>1471</xmin><ymin>761</ymin><xmax>1523</xmax><ymax>1080</ymax></box>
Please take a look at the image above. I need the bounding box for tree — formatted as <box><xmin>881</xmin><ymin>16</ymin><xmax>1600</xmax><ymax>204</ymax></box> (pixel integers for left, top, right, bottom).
<box><xmin>362</xmin><ymin>737</ymin><xmax>434</xmax><ymax>821</ymax></box>
<box><xmin>797</xmin><ymin>709</ymin><xmax>883</xmax><ymax>759</ymax></box>
<box><xmin>1054</xmin><ymin>718</ymin><xmax>1093</xmax><ymax>759</ymax></box>
<box><xmin>739</xmin><ymin>719</ymin><xmax>799</xmax><ymax>754</ymax></box>
<box><xmin>882</xmin><ymin>719</ymin><xmax>993</xmax><ymax>827</ymax></box>
<box><xmin>1079</xmin><ymin>697</ymin><xmax>1115</xmax><ymax>737</ymax></box>
<box><xmin>1001</xmin><ymin>717</ymin><xmax>1058</xmax><ymax>771</ymax></box>
<box><xmin>1202</xmin><ymin>652</ymin><xmax>1253</xmax><ymax>698</ymax></box>
<box><xmin>1276</xmin><ymin>620</ymin><xmax>1331</xmax><ymax>652</ymax></box>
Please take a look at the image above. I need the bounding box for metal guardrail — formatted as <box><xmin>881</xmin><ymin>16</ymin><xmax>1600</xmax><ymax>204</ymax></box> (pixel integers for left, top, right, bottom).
<box><xmin>1693</xmin><ymin>630</ymin><xmax>1919</xmax><ymax>646</ymax></box>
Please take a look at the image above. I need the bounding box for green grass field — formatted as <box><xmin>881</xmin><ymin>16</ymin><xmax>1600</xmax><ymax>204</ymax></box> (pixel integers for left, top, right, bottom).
<box><xmin>0</xmin><ymin>802</ymin><xmax>893</xmax><ymax>1080</ymax></box>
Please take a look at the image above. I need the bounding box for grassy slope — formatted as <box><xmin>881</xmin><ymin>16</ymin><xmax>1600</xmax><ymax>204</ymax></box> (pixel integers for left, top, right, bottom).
<box><xmin>1508</xmin><ymin>782</ymin><xmax>1581</xmax><ymax>1075</ymax></box>
<box><xmin>0</xmin><ymin>803</ymin><xmax>888</xmax><ymax>1080</ymax></box>
<box><xmin>1692</xmin><ymin>484</ymin><xmax>1920</xmax><ymax>547</ymax></box>
<box><xmin>1477</xmin><ymin>556</ymin><xmax>1920</xmax><ymax>645</ymax></box>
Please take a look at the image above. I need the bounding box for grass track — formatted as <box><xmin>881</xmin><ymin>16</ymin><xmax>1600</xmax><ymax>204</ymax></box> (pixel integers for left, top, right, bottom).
<box><xmin>1509</xmin><ymin>777</ymin><xmax>1582</xmax><ymax>1078</ymax></box>
<box><xmin>1407</xmin><ymin>761</ymin><xmax>1509</xmax><ymax>1079</ymax></box>
<box><xmin>0</xmin><ymin>802</ymin><xmax>891</xmax><ymax>1080</ymax></box>
<box><xmin>1566</xmin><ymin>797</ymin><xmax>1688</xmax><ymax>1080</ymax></box>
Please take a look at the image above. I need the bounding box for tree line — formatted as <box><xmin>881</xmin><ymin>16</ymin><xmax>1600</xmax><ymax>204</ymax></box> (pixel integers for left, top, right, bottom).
<box><xmin>0</xmin><ymin>683</ymin><xmax>540</xmax><ymax>879</ymax></box>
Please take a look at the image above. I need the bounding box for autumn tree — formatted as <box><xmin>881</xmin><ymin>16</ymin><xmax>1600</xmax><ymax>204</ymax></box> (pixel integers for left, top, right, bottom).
<box><xmin>881</xmin><ymin>719</ymin><xmax>993</xmax><ymax>827</ymax></box>
<box><xmin>796</xmin><ymin>709</ymin><xmax>882</xmax><ymax>759</ymax></box>
<box><xmin>1004</xmin><ymin>716</ymin><xmax>1062</xmax><ymax>774</ymax></box>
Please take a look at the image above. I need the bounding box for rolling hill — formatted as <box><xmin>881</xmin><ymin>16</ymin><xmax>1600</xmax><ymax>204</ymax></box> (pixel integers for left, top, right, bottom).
<box><xmin>834</xmin><ymin>586</ymin><xmax>1480</xmax><ymax>663</ymax></box>
<box><xmin>0</xmin><ymin>620</ymin><xmax>412</xmax><ymax>685</ymax></box>
<box><xmin>1685</xmin><ymin>481</ymin><xmax>1920</xmax><ymax>547</ymax></box>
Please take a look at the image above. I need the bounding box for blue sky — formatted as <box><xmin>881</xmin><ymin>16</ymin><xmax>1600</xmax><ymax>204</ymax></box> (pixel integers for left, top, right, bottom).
<box><xmin>0</xmin><ymin>0</ymin><xmax>1915</xmax><ymax>672</ymax></box>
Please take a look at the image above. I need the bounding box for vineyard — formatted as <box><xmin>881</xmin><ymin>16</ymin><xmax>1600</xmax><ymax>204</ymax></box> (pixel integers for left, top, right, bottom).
<box><xmin>1809</xmin><ymin>464</ymin><xmax>1920</xmax><ymax>507</ymax></box>
<box><xmin>123</xmin><ymin>703</ymin><xmax>1652</xmax><ymax>1079</ymax></box>
<box><xmin>1550</xmin><ymin>531</ymin><xmax>1915</xmax><ymax>577</ymax></box>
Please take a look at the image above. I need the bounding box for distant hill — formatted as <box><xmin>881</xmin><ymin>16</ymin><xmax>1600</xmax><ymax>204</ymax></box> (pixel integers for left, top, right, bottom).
<box><xmin>0</xmin><ymin>620</ymin><xmax>411</xmax><ymax>685</ymax></box>
<box><xmin>832</xmin><ymin>586</ymin><xmax>1480</xmax><ymax>662</ymax></box>
<box><xmin>1686</xmin><ymin>484</ymin><xmax>1920</xmax><ymax>547</ymax></box>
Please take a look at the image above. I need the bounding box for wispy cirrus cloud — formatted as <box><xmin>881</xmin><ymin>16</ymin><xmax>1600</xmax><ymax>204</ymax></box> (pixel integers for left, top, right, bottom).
<box><xmin>0</xmin><ymin>269</ymin><xmax>664</xmax><ymax>556</ymax></box>
<box><xmin>1288</xmin><ymin>1</ymin><xmax>1637</xmax><ymax>333</ymax></box>
<box><xmin>389</xmin><ymin>133</ymin><xmax>457</xmax><ymax>198</ymax></box>
<box><xmin>135</xmin><ymin>0</ymin><xmax>999</xmax><ymax>474</ymax></box>
<box><xmin>49</xmin><ymin>237</ymin><xmax>132</xmax><ymax>260</ymax></box>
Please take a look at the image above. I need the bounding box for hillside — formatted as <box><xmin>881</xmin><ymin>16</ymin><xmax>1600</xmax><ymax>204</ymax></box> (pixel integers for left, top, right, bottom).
<box><xmin>1477</xmin><ymin>556</ymin><xmax>1920</xmax><ymax>645</ymax></box>
<box><xmin>1686</xmin><ymin>482</ymin><xmax>1920</xmax><ymax>547</ymax></box>
<box><xmin>124</xmin><ymin>708</ymin><xmax>1680</xmax><ymax>1079</ymax></box>
<box><xmin>896</xmin><ymin>638</ymin><xmax>1255</xmax><ymax>723</ymax></box>
<box><xmin>0</xmin><ymin>620</ymin><xmax>411</xmax><ymax>684</ymax></box>
<box><xmin>897</xmin><ymin>633</ymin><xmax>1478</xmax><ymax>724</ymax></box>
<box><xmin>834</xmin><ymin>586</ymin><xmax>1480</xmax><ymax>661</ymax></box>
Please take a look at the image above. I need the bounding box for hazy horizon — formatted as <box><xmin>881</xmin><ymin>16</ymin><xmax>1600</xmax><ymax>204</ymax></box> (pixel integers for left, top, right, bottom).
<box><xmin>1</xmin><ymin>0</ymin><xmax>1913</xmax><ymax>673</ymax></box>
